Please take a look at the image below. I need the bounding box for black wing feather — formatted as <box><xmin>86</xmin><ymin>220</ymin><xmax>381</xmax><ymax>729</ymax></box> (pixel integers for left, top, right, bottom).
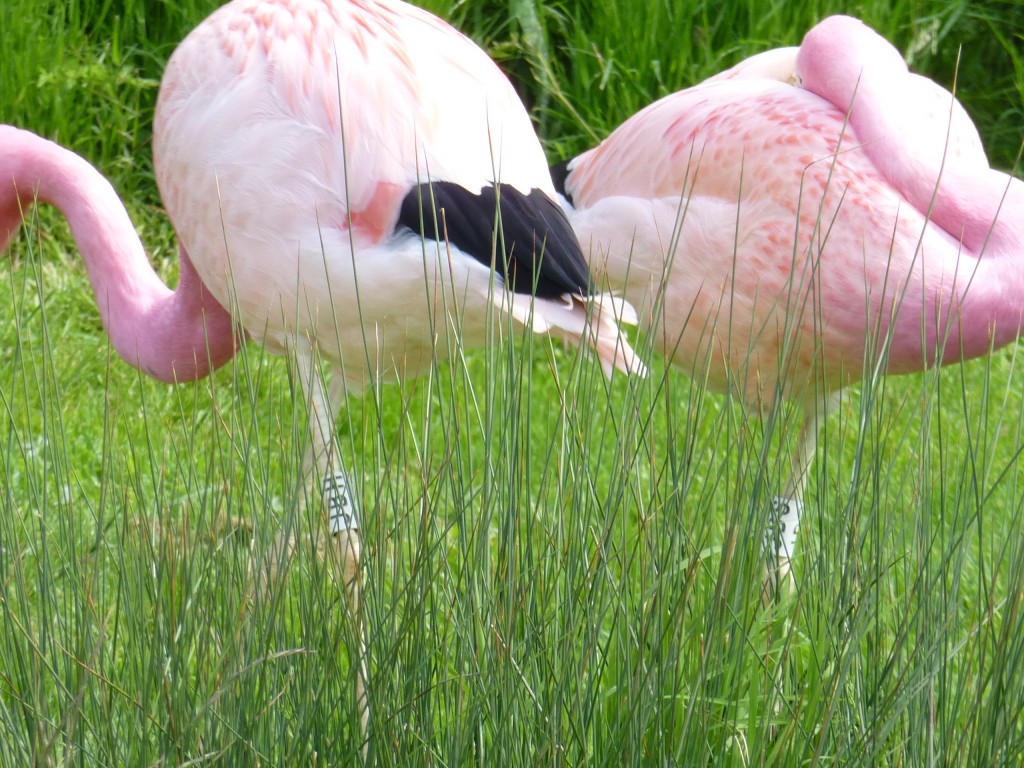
<box><xmin>396</xmin><ymin>181</ymin><xmax>591</xmax><ymax>299</ymax></box>
<box><xmin>549</xmin><ymin>158</ymin><xmax>573</xmax><ymax>204</ymax></box>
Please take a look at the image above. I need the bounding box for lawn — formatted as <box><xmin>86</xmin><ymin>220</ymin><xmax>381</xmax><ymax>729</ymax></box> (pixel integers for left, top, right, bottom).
<box><xmin>2</xmin><ymin>0</ymin><xmax>1024</xmax><ymax>765</ymax></box>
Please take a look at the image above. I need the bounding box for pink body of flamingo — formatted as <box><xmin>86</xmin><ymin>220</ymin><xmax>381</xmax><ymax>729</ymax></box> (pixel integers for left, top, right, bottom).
<box><xmin>1</xmin><ymin>0</ymin><xmax>645</xmax><ymax>741</ymax></box>
<box><xmin>557</xmin><ymin>15</ymin><xmax>1022</xmax><ymax>579</ymax></box>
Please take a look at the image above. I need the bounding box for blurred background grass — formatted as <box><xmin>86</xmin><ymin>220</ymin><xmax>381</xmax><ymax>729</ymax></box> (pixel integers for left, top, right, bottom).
<box><xmin>2</xmin><ymin>1</ymin><xmax>1024</xmax><ymax>765</ymax></box>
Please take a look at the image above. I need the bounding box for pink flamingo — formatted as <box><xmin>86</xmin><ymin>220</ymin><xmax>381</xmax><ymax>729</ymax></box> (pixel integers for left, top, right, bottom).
<box><xmin>1</xmin><ymin>0</ymin><xmax>645</xmax><ymax>740</ymax></box>
<box><xmin>556</xmin><ymin>15</ymin><xmax>1022</xmax><ymax>587</ymax></box>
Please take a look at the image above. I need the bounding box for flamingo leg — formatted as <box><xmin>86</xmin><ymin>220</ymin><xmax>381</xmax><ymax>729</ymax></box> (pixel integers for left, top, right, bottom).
<box><xmin>294</xmin><ymin>347</ymin><xmax>369</xmax><ymax>751</ymax></box>
<box><xmin>763</xmin><ymin>401</ymin><xmax>822</xmax><ymax>599</ymax></box>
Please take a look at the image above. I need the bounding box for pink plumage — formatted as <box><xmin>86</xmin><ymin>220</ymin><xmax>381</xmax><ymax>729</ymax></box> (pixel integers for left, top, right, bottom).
<box><xmin>559</xmin><ymin>15</ymin><xmax>1023</xmax><ymax>581</ymax></box>
<box><xmin>152</xmin><ymin>0</ymin><xmax>642</xmax><ymax>390</ymax></box>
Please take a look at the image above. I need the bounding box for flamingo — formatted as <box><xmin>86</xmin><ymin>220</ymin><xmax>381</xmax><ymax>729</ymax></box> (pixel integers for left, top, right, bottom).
<box><xmin>556</xmin><ymin>15</ymin><xmax>1022</xmax><ymax>589</ymax></box>
<box><xmin>0</xmin><ymin>0</ymin><xmax>645</xmax><ymax>742</ymax></box>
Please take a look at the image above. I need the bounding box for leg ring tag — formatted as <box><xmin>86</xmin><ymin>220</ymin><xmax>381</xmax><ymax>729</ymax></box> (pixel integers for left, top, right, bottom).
<box><xmin>324</xmin><ymin>471</ymin><xmax>359</xmax><ymax>533</ymax></box>
<box><xmin>766</xmin><ymin>496</ymin><xmax>802</xmax><ymax>559</ymax></box>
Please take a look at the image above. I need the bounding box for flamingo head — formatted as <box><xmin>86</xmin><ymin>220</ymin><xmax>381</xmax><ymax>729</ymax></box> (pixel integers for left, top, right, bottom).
<box><xmin>796</xmin><ymin>15</ymin><xmax>908</xmax><ymax>112</ymax></box>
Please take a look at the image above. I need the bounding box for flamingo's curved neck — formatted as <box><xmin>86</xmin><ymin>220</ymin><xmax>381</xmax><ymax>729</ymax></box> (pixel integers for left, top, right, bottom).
<box><xmin>865</xmin><ymin>102</ymin><xmax>1024</xmax><ymax>367</ymax></box>
<box><xmin>1</xmin><ymin>126</ymin><xmax>238</xmax><ymax>382</ymax></box>
<box><xmin>797</xmin><ymin>20</ymin><xmax>1024</xmax><ymax>367</ymax></box>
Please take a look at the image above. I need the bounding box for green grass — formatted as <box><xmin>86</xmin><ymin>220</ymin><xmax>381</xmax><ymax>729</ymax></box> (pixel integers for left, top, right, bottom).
<box><xmin>3</xmin><ymin>0</ymin><xmax>1024</xmax><ymax>765</ymax></box>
